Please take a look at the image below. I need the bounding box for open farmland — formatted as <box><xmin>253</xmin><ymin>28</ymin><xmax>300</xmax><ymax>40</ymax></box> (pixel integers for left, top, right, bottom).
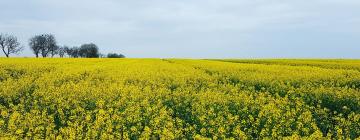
<box><xmin>0</xmin><ymin>58</ymin><xmax>359</xmax><ymax>139</ymax></box>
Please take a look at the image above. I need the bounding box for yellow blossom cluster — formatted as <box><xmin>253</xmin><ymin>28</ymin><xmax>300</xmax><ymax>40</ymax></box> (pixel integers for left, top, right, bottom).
<box><xmin>0</xmin><ymin>58</ymin><xmax>359</xmax><ymax>139</ymax></box>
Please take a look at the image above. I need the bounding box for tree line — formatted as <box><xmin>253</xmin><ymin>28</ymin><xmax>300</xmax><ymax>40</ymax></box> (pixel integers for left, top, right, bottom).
<box><xmin>0</xmin><ymin>33</ymin><xmax>125</xmax><ymax>58</ymax></box>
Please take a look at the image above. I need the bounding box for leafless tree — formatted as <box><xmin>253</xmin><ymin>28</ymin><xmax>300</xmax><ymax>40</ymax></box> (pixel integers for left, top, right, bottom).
<box><xmin>65</xmin><ymin>46</ymin><xmax>80</xmax><ymax>58</ymax></box>
<box><xmin>45</xmin><ymin>34</ymin><xmax>57</xmax><ymax>57</ymax></box>
<box><xmin>29</xmin><ymin>35</ymin><xmax>45</xmax><ymax>58</ymax></box>
<box><xmin>0</xmin><ymin>34</ymin><xmax>23</xmax><ymax>58</ymax></box>
<box><xmin>58</xmin><ymin>46</ymin><xmax>67</xmax><ymax>58</ymax></box>
<box><xmin>29</xmin><ymin>34</ymin><xmax>57</xmax><ymax>58</ymax></box>
<box><xmin>49</xmin><ymin>45</ymin><xmax>59</xmax><ymax>57</ymax></box>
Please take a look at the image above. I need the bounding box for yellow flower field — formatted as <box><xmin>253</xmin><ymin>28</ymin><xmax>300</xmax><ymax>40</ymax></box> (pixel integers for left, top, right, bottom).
<box><xmin>0</xmin><ymin>58</ymin><xmax>359</xmax><ymax>139</ymax></box>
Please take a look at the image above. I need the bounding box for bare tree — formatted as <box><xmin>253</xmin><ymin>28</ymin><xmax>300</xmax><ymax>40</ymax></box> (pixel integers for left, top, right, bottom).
<box><xmin>49</xmin><ymin>45</ymin><xmax>59</xmax><ymax>57</ymax></box>
<box><xmin>0</xmin><ymin>34</ymin><xmax>23</xmax><ymax>58</ymax></box>
<box><xmin>41</xmin><ymin>34</ymin><xmax>56</xmax><ymax>57</ymax></box>
<box><xmin>58</xmin><ymin>46</ymin><xmax>67</xmax><ymax>58</ymax></box>
<box><xmin>29</xmin><ymin>34</ymin><xmax>57</xmax><ymax>58</ymax></box>
<box><xmin>64</xmin><ymin>46</ymin><xmax>72</xmax><ymax>57</ymax></box>
<box><xmin>71</xmin><ymin>47</ymin><xmax>80</xmax><ymax>58</ymax></box>
<box><xmin>29</xmin><ymin>35</ymin><xmax>46</xmax><ymax>58</ymax></box>
<box><xmin>65</xmin><ymin>46</ymin><xmax>80</xmax><ymax>58</ymax></box>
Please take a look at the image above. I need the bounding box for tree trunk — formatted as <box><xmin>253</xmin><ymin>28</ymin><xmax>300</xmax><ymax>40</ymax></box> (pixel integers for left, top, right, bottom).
<box><xmin>1</xmin><ymin>48</ymin><xmax>8</xmax><ymax>58</ymax></box>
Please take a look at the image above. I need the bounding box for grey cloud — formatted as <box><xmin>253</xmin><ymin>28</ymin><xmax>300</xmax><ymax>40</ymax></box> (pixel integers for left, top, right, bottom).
<box><xmin>0</xmin><ymin>0</ymin><xmax>359</xmax><ymax>58</ymax></box>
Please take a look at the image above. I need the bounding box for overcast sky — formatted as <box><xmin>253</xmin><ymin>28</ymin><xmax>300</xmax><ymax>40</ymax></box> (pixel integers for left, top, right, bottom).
<box><xmin>0</xmin><ymin>0</ymin><xmax>359</xmax><ymax>58</ymax></box>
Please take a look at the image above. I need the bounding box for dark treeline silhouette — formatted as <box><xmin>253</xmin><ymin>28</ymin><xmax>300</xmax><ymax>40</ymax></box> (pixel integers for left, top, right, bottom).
<box><xmin>108</xmin><ymin>53</ymin><xmax>125</xmax><ymax>58</ymax></box>
<box><xmin>79</xmin><ymin>43</ymin><xmax>100</xmax><ymax>58</ymax></box>
<box><xmin>0</xmin><ymin>33</ymin><xmax>125</xmax><ymax>58</ymax></box>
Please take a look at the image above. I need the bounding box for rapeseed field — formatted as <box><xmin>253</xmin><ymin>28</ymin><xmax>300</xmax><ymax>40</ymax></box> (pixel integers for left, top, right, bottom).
<box><xmin>0</xmin><ymin>58</ymin><xmax>359</xmax><ymax>139</ymax></box>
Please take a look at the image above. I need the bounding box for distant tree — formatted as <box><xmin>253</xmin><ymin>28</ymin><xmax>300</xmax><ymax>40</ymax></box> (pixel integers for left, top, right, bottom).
<box><xmin>58</xmin><ymin>46</ymin><xmax>67</xmax><ymax>58</ymax></box>
<box><xmin>29</xmin><ymin>34</ymin><xmax>57</xmax><ymax>58</ymax></box>
<box><xmin>99</xmin><ymin>53</ymin><xmax>106</xmax><ymax>58</ymax></box>
<box><xmin>29</xmin><ymin>35</ymin><xmax>44</xmax><ymax>58</ymax></box>
<box><xmin>49</xmin><ymin>45</ymin><xmax>59</xmax><ymax>57</ymax></box>
<box><xmin>72</xmin><ymin>47</ymin><xmax>80</xmax><ymax>58</ymax></box>
<box><xmin>107</xmin><ymin>53</ymin><xmax>125</xmax><ymax>58</ymax></box>
<box><xmin>0</xmin><ymin>34</ymin><xmax>23</xmax><ymax>57</ymax></box>
<box><xmin>42</xmin><ymin>34</ymin><xmax>57</xmax><ymax>57</ymax></box>
<box><xmin>79</xmin><ymin>43</ymin><xmax>99</xmax><ymax>58</ymax></box>
<box><xmin>64</xmin><ymin>46</ymin><xmax>71</xmax><ymax>57</ymax></box>
<box><xmin>65</xmin><ymin>46</ymin><xmax>80</xmax><ymax>58</ymax></box>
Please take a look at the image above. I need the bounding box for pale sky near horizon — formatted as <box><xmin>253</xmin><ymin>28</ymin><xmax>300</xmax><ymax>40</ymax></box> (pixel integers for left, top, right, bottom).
<box><xmin>0</xmin><ymin>0</ymin><xmax>359</xmax><ymax>58</ymax></box>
